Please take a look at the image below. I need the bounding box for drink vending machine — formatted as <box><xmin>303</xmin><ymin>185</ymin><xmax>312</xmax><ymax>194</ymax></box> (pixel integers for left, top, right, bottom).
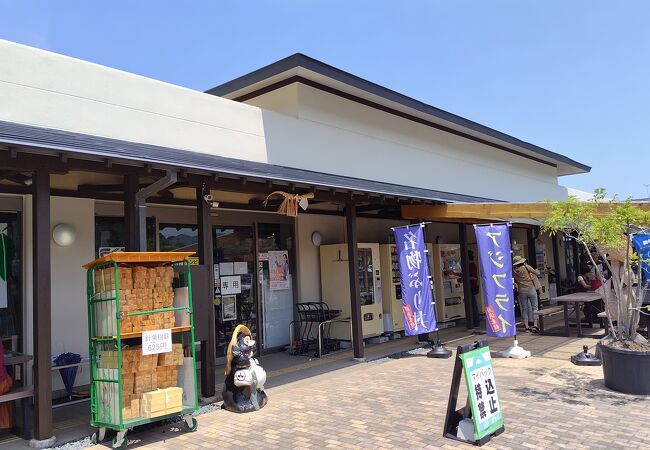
<box><xmin>379</xmin><ymin>243</ymin><xmax>436</xmax><ymax>333</ymax></box>
<box><xmin>432</xmin><ymin>244</ymin><xmax>466</xmax><ymax>322</ymax></box>
<box><xmin>319</xmin><ymin>243</ymin><xmax>384</xmax><ymax>340</ymax></box>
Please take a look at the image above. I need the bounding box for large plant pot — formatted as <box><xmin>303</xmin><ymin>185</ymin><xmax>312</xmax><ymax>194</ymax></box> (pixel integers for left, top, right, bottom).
<box><xmin>598</xmin><ymin>342</ymin><xmax>650</xmax><ymax>395</ymax></box>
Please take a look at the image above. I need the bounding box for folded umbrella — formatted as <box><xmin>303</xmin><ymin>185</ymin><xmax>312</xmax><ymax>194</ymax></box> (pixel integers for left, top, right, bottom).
<box><xmin>53</xmin><ymin>352</ymin><xmax>82</xmax><ymax>401</ymax></box>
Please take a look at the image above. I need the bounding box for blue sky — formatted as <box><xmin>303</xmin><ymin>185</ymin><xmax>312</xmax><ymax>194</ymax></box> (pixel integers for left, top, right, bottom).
<box><xmin>1</xmin><ymin>1</ymin><xmax>648</xmax><ymax>199</ymax></box>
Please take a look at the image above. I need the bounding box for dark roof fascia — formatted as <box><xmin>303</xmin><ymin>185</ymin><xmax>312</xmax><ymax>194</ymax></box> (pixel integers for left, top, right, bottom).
<box><xmin>206</xmin><ymin>53</ymin><xmax>590</xmax><ymax>174</ymax></box>
<box><xmin>0</xmin><ymin>120</ymin><xmax>494</xmax><ymax>204</ymax></box>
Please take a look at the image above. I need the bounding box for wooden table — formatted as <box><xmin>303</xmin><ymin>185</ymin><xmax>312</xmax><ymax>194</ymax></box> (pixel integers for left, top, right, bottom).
<box><xmin>551</xmin><ymin>292</ymin><xmax>603</xmax><ymax>337</ymax></box>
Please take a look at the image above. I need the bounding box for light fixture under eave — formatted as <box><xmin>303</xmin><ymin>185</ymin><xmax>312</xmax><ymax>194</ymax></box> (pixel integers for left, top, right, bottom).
<box><xmin>52</xmin><ymin>223</ymin><xmax>76</xmax><ymax>246</ymax></box>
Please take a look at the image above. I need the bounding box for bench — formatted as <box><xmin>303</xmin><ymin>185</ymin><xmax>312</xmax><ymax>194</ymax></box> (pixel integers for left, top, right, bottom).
<box><xmin>533</xmin><ymin>305</ymin><xmax>574</xmax><ymax>335</ymax></box>
<box><xmin>0</xmin><ymin>385</ymin><xmax>33</xmax><ymax>439</ymax></box>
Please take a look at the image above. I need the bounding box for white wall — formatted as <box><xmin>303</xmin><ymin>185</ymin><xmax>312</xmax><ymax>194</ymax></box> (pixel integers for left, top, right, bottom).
<box><xmin>295</xmin><ymin>214</ymin><xmax>345</xmax><ymax>302</ymax></box>
<box><xmin>0</xmin><ymin>40</ymin><xmax>267</xmax><ymax>163</ymax></box>
<box><xmin>255</xmin><ymin>84</ymin><xmax>569</xmax><ymax>202</ymax></box>
<box><xmin>50</xmin><ymin>197</ymin><xmax>95</xmax><ymax>391</ymax></box>
<box><xmin>357</xmin><ymin>217</ymin><xmax>409</xmax><ymax>243</ymax></box>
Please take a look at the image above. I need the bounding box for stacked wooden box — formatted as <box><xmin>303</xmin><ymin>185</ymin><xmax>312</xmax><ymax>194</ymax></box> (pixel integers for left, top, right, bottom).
<box><xmin>156</xmin><ymin>343</ymin><xmax>184</xmax><ymax>389</ymax></box>
<box><xmin>115</xmin><ymin>266</ymin><xmax>175</xmax><ymax>334</ymax></box>
<box><xmin>141</xmin><ymin>387</ymin><xmax>183</xmax><ymax>418</ymax></box>
<box><xmin>99</xmin><ymin>343</ymin><xmax>186</xmax><ymax>421</ymax></box>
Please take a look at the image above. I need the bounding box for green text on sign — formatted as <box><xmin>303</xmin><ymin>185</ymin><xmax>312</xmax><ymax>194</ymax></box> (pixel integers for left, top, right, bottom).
<box><xmin>459</xmin><ymin>345</ymin><xmax>503</xmax><ymax>441</ymax></box>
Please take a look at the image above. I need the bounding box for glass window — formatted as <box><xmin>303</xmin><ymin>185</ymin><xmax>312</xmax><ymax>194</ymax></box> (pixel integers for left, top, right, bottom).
<box><xmin>95</xmin><ymin>216</ymin><xmax>156</xmax><ymax>257</ymax></box>
<box><xmin>159</xmin><ymin>224</ymin><xmax>198</xmax><ymax>252</ymax></box>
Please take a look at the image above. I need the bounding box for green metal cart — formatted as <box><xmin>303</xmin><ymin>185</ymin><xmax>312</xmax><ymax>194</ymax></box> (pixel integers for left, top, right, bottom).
<box><xmin>84</xmin><ymin>252</ymin><xmax>199</xmax><ymax>449</ymax></box>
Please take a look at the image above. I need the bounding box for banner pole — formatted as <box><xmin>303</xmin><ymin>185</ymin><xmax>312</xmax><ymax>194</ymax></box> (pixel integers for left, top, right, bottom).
<box><xmin>390</xmin><ymin>221</ymin><xmax>432</xmax><ymax>231</ymax></box>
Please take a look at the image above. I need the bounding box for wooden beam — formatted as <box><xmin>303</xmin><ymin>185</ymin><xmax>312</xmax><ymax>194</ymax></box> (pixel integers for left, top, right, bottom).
<box><xmin>32</xmin><ymin>169</ymin><xmax>52</xmax><ymax>440</ymax></box>
<box><xmin>402</xmin><ymin>202</ymin><xmax>650</xmax><ymax>221</ymax></box>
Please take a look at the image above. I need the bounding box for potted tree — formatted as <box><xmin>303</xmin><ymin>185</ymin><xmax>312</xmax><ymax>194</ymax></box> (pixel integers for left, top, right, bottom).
<box><xmin>543</xmin><ymin>189</ymin><xmax>650</xmax><ymax>394</ymax></box>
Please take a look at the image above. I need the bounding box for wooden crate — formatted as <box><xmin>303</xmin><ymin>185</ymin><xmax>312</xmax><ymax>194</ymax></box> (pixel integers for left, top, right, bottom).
<box><xmin>140</xmin><ymin>387</ymin><xmax>183</xmax><ymax>418</ymax></box>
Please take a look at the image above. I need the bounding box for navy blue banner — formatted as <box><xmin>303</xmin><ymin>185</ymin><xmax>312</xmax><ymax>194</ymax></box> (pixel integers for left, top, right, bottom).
<box><xmin>632</xmin><ymin>234</ymin><xmax>650</xmax><ymax>281</ymax></box>
<box><xmin>474</xmin><ymin>224</ymin><xmax>516</xmax><ymax>338</ymax></box>
<box><xmin>393</xmin><ymin>224</ymin><xmax>437</xmax><ymax>335</ymax></box>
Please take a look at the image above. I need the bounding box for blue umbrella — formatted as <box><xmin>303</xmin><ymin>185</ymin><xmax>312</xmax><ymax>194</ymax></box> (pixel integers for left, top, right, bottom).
<box><xmin>53</xmin><ymin>352</ymin><xmax>82</xmax><ymax>401</ymax></box>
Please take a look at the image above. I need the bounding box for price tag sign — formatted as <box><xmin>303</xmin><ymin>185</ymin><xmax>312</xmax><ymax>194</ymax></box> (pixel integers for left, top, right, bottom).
<box><xmin>142</xmin><ymin>329</ymin><xmax>172</xmax><ymax>355</ymax></box>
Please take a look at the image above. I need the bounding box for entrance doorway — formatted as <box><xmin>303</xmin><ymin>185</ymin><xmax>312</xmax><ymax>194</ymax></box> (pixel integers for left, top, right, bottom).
<box><xmin>212</xmin><ymin>222</ymin><xmax>296</xmax><ymax>358</ymax></box>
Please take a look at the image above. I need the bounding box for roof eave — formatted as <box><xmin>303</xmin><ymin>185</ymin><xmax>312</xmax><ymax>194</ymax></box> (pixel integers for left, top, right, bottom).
<box><xmin>206</xmin><ymin>53</ymin><xmax>591</xmax><ymax>175</ymax></box>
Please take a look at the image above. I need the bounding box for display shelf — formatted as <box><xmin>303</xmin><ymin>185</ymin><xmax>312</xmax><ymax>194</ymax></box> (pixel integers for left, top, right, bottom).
<box><xmin>85</xmin><ymin>253</ymin><xmax>199</xmax><ymax>444</ymax></box>
<box><xmin>122</xmin><ymin>406</ymin><xmax>196</xmax><ymax>428</ymax></box>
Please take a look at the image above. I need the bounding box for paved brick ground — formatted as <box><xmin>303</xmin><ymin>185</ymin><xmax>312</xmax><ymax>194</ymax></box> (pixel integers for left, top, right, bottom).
<box><xmin>92</xmin><ymin>334</ymin><xmax>650</xmax><ymax>450</ymax></box>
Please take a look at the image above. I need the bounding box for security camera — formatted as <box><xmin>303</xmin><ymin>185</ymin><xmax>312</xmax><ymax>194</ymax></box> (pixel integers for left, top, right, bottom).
<box><xmin>203</xmin><ymin>194</ymin><xmax>213</xmax><ymax>202</ymax></box>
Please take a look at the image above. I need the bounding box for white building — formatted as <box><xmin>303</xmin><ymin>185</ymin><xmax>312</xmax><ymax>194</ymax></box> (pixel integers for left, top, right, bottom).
<box><xmin>0</xmin><ymin>40</ymin><xmax>589</xmax><ymax>443</ymax></box>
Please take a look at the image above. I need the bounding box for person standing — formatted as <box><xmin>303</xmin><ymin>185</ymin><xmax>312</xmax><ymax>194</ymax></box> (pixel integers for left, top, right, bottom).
<box><xmin>512</xmin><ymin>255</ymin><xmax>541</xmax><ymax>333</ymax></box>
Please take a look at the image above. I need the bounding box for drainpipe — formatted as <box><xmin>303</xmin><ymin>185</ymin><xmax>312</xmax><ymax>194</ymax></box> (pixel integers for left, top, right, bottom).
<box><xmin>135</xmin><ymin>170</ymin><xmax>177</xmax><ymax>250</ymax></box>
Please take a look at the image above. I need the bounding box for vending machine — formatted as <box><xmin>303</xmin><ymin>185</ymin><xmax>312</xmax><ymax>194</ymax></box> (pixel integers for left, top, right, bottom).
<box><xmin>379</xmin><ymin>244</ymin><xmax>403</xmax><ymax>333</ymax></box>
<box><xmin>320</xmin><ymin>243</ymin><xmax>384</xmax><ymax>340</ymax></box>
<box><xmin>379</xmin><ymin>243</ymin><xmax>437</xmax><ymax>333</ymax></box>
<box><xmin>432</xmin><ymin>244</ymin><xmax>465</xmax><ymax>322</ymax></box>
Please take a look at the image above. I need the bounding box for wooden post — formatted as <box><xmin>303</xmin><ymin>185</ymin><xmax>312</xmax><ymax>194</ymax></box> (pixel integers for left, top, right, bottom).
<box><xmin>345</xmin><ymin>202</ymin><xmax>364</xmax><ymax>359</ymax></box>
<box><xmin>552</xmin><ymin>233</ymin><xmax>561</xmax><ymax>293</ymax></box>
<box><xmin>458</xmin><ymin>224</ymin><xmax>475</xmax><ymax>329</ymax></box>
<box><xmin>33</xmin><ymin>169</ymin><xmax>52</xmax><ymax>440</ymax></box>
<box><xmin>196</xmin><ymin>184</ymin><xmax>216</xmax><ymax>397</ymax></box>
<box><xmin>124</xmin><ymin>174</ymin><xmax>141</xmax><ymax>251</ymax></box>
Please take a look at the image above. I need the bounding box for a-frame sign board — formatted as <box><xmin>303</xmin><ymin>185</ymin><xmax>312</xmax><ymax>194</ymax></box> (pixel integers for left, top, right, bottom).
<box><xmin>443</xmin><ymin>340</ymin><xmax>505</xmax><ymax>446</ymax></box>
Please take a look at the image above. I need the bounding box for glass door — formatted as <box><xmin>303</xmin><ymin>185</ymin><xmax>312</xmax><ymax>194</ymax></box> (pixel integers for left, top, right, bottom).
<box><xmin>257</xmin><ymin>223</ymin><xmax>295</xmax><ymax>350</ymax></box>
<box><xmin>213</xmin><ymin>226</ymin><xmax>257</xmax><ymax>358</ymax></box>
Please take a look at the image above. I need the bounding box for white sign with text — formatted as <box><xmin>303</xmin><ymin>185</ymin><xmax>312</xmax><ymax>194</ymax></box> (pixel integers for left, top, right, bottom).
<box><xmin>142</xmin><ymin>329</ymin><xmax>172</xmax><ymax>355</ymax></box>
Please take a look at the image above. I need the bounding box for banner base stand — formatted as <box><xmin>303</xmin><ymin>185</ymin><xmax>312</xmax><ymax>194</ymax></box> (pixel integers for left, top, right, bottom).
<box><xmin>499</xmin><ymin>339</ymin><xmax>531</xmax><ymax>359</ymax></box>
<box><xmin>428</xmin><ymin>339</ymin><xmax>452</xmax><ymax>358</ymax></box>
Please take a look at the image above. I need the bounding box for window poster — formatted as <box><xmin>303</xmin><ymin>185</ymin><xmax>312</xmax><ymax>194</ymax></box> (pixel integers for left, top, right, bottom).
<box><xmin>219</xmin><ymin>262</ymin><xmax>234</xmax><ymax>276</ymax></box>
<box><xmin>268</xmin><ymin>250</ymin><xmax>290</xmax><ymax>291</ymax></box>
<box><xmin>220</xmin><ymin>275</ymin><xmax>242</xmax><ymax>295</ymax></box>
<box><xmin>234</xmin><ymin>261</ymin><xmax>248</xmax><ymax>275</ymax></box>
<box><xmin>222</xmin><ymin>295</ymin><xmax>237</xmax><ymax>321</ymax></box>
